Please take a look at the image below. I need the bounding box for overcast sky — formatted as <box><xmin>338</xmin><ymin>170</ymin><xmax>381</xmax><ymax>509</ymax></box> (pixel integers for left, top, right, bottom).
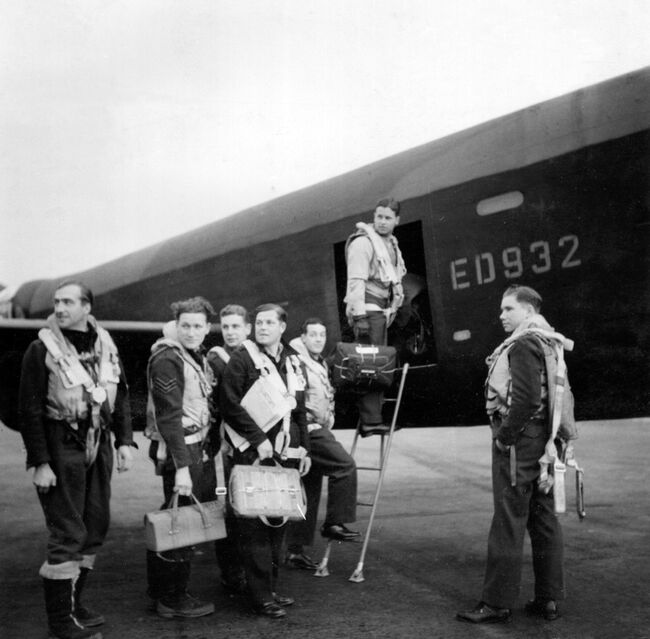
<box><xmin>1</xmin><ymin>0</ymin><xmax>649</xmax><ymax>290</ymax></box>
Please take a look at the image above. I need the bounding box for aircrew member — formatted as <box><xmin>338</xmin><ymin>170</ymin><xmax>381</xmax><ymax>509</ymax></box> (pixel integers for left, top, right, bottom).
<box><xmin>285</xmin><ymin>317</ymin><xmax>359</xmax><ymax>570</ymax></box>
<box><xmin>144</xmin><ymin>297</ymin><xmax>216</xmax><ymax>620</ymax></box>
<box><xmin>344</xmin><ymin>197</ymin><xmax>407</xmax><ymax>436</ymax></box>
<box><xmin>219</xmin><ymin>303</ymin><xmax>311</xmax><ymax>618</ymax></box>
<box><xmin>206</xmin><ymin>304</ymin><xmax>252</xmax><ymax>594</ymax></box>
<box><xmin>457</xmin><ymin>285</ymin><xmax>570</xmax><ymax>624</ymax></box>
<box><xmin>19</xmin><ymin>280</ymin><xmax>135</xmax><ymax>639</ymax></box>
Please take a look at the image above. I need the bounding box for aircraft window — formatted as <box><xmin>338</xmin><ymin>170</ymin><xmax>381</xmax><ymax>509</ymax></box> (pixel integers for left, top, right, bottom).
<box><xmin>476</xmin><ymin>191</ymin><xmax>524</xmax><ymax>216</ymax></box>
<box><xmin>453</xmin><ymin>330</ymin><xmax>471</xmax><ymax>342</ymax></box>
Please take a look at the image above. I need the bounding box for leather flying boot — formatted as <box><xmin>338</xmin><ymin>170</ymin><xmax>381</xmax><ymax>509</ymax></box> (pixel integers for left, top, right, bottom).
<box><xmin>155</xmin><ymin>559</ymin><xmax>214</xmax><ymax>619</ymax></box>
<box><xmin>156</xmin><ymin>592</ymin><xmax>215</xmax><ymax>619</ymax></box>
<box><xmin>43</xmin><ymin>578</ymin><xmax>103</xmax><ymax>639</ymax></box>
<box><xmin>74</xmin><ymin>568</ymin><xmax>105</xmax><ymax>627</ymax></box>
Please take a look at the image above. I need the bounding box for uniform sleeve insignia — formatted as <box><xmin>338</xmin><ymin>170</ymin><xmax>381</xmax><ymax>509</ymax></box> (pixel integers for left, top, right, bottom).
<box><xmin>152</xmin><ymin>376</ymin><xmax>178</xmax><ymax>395</ymax></box>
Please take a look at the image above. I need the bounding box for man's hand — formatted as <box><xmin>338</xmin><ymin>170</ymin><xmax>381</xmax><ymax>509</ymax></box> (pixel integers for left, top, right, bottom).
<box><xmin>386</xmin><ymin>307</ymin><xmax>399</xmax><ymax>328</ymax></box>
<box><xmin>33</xmin><ymin>463</ymin><xmax>57</xmax><ymax>494</ymax></box>
<box><xmin>256</xmin><ymin>439</ymin><xmax>274</xmax><ymax>460</ymax></box>
<box><xmin>299</xmin><ymin>455</ymin><xmax>312</xmax><ymax>477</ymax></box>
<box><xmin>353</xmin><ymin>315</ymin><xmax>370</xmax><ymax>339</ymax></box>
<box><xmin>174</xmin><ymin>466</ymin><xmax>192</xmax><ymax>496</ymax></box>
<box><xmin>495</xmin><ymin>439</ymin><xmax>510</xmax><ymax>453</ymax></box>
<box><xmin>116</xmin><ymin>445</ymin><xmax>133</xmax><ymax>473</ymax></box>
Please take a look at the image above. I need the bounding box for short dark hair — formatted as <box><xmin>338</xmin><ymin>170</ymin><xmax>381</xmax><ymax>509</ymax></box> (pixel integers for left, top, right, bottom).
<box><xmin>301</xmin><ymin>317</ymin><xmax>326</xmax><ymax>334</ymax></box>
<box><xmin>255</xmin><ymin>303</ymin><xmax>287</xmax><ymax>323</ymax></box>
<box><xmin>376</xmin><ymin>197</ymin><xmax>400</xmax><ymax>215</ymax></box>
<box><xmin>503</xmin><ymin>285</ymin><xmax>542</xmax><ymax>313</ymax></box>
<box><xmin>55</xmin><ymin>280</ymin><xmax>94</xmax><ymax>307</ymax></box>
<box><xmin>171</xmin><ymin>296</ymin><xmax>214</xmax><ymax>321</ymax></box>
<box><xmin>220</xmin><ymin>304</ymin><xmax>250</xmax><ymax>323</ymax></box>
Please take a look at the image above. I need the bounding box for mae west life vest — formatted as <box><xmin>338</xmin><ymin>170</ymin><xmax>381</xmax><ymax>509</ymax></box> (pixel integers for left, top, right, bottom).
<box><xmin>288</xmin><ymin>337</ymin><xmax>334</xmax><ymax>430</ymax></box>
<box><xmin>145</xmin><ymin>337</ymin><xmax>214</xmax><ymax>447</ymax></box>
<box><xmin>344</xmin><ymin>222</ymin><xmax>407</xmax><ymax>314</ymax></box>
<box><xmin>485</xmin><ymin>319</ymin><xmax>578</xmax><ymax>497</ymax></box>
<box><xmin>40</xmin><ymin>315</ymin><xmax>120</xmax><ymax>425</ymax></box>
<box><xmin>485</xmin><ymin>324</ymin><xmax>577</xmax><ymax>444</ymax></box>
<box><xmin>229</xmin><ymin>340</ymin><xmax>307</xmax><ymax>460</ymax></box>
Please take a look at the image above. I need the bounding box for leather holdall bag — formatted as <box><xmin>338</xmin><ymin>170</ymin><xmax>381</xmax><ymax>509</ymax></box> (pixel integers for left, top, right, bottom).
<box><xmin>144</xmin><ymin>492</ymin><xmax>227</xmax><ymax>552</ymax></box>
<box><xmin>331</xmin><ymin>342</ymin><xmax>397</xmax><ymax>391</ymax></box>
<box><xmin>229</xmin><ymin>459</ymin><xmax>306</xmax><ymax>527</ymax></box>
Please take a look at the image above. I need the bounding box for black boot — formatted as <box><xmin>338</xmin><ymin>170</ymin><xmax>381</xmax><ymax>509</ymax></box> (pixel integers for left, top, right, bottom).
<box><xmin>43</xmin><ymin>578</ymin><xmax>102</xmax><ymax>639</ymax></box>
<box><xmin>155</xmin><ymin>559</ymin><xmax>214</xmax><ymax>619</ymax></box>
<box><xmin>74</xmin><ymin>569</ymin><xmax>105</xmax><ymax>627</ymax></box>
<box><xmin>146</xmin><ymin>550</ymin><xmax>175</xmax><ymax>604</ymax></box>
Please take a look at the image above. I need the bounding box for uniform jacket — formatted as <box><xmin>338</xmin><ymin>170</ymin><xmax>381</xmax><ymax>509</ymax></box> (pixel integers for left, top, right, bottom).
<box><xmin>147</xmin><ymin>339</ymin><xmax>214</xmax><ymax>469</ymax></box>
<box><xmin>19</xmin><ymin>317</ymin><xmax>133</xmax><ymax>469</ymax></box>
<box><xmin>344</xmin><ymin>222</ymin><xmax>406</xmax><ymax>319</ymax></box>
<box><xmin>485</xmin><ymin>316</ymin><xmax>556</xmax><ymax>446</ymax></box>
<box><xmin>219</xmin><ymin>341</ymin><xmax>310</xmax><ymax>453</ymax></box>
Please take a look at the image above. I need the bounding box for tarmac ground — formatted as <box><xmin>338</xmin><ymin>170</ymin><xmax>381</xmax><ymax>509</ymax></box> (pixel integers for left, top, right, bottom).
<box><xmin>1</xmin><ymin>418</ymin><xmax>649</xmax><ymax>639</ymax></box>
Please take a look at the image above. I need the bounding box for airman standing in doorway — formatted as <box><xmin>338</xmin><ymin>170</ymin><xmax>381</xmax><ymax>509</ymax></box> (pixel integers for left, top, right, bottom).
<box><xmin>344</xmin><ymin>197</ymin><xmax>407</xmax><ymax>436</ymax></box>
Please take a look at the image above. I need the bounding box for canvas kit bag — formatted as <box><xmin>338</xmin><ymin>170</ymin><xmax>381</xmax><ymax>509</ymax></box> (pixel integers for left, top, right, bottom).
<box><xmin>331</xmin><ymin>342</ymin><xmax>397</xmax><ymax>390</ymax></box>
<box><xmin>144</xmin><ymin>492</ymin><xmax>227</xmax><ymax>553</ymax></box>
<box><xmin>229</xmin><ymin>459</ymin><xmax>306</xmax><ymax>527</ymax></box>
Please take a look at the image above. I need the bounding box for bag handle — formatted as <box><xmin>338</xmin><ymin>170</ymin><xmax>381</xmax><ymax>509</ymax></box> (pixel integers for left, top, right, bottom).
<box><xmin>167</xmin><ymin>492</ymin><xmax>213</xmax><ymax>533</ymax></box>
<box><xmin>252</xmin><ymin>457</ymin><xmax>289</xmax><ymax>527</ymax></box>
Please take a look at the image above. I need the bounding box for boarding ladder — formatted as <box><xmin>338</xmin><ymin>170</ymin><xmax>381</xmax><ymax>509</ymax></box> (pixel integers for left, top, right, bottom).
<box><xmin>315</xmin><ymin>362</ymin><xmax>409</xmax><ymax>582</ymax></box>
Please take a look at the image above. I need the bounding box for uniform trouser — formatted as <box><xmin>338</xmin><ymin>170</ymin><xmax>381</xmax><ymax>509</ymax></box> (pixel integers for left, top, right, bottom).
<box><xmin>355</xmin><ymin>310</ymin><xmax>388</xmax><ymax>425</ymax></box>
<box><xmin>232</xmin><ymin>448</ymin><xmax>297</xmax><ymax>607</ymax></box>
<box><xmin>38</xmin><ymin>422</ymin><xmax>113</xmax><ymax>571</ymax></box>
<box><xmin>146</xmin><ymin>443</ymin><xmax>216</xmax><ymax>601</ymax></box>
<box><xmin>286</xmin><ymin>427</ymin><xmax>357</xmax><ymax>549</ymax></box>
<box><xmin>481</xmin><ymin>425</ymin><xmax>565</xmax><ymax>609</ymax></box>
<box><xmin>213</xmin><ymin>452</ymin><xmax>244</xmax><ymax>585</ymax></box>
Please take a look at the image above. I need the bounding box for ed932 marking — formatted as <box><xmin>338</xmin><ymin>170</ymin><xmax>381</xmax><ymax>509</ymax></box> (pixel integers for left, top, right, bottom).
<box><xmin>450</xmin><ymin>235</ymin><xmax>581</xmax><ymax>290</ymax></box>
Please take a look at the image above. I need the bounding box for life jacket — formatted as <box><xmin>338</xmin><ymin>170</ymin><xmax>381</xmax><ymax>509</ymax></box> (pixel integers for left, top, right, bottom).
<box><xmin>228</xmin><ymin>340</ymin><xmax>307</xmax><ymax>460</ymax></box>
<box><xmin>485</xmin><ymin>335</ymin><xmax>548</xmax><ymax>425</ymax></box>
<box><xmin>485</xmin><ymin>315</ymin><xmax>578</xmax><ymax>491</ymax></box>
<box><xmin>344</xmin><ymin>222</ymin><xmax>406</xmax><ymax>311</ymax></box>
<box><xmin>145</xmin><ymin>331</ymin><xmax>213</xmax><ymax>447</ymax></box>
<box><xmin>485</xmin><ymin>317</ymin><xmax>577</xmax><ymax>441</ymax></box>
<box><xmin>289</xmin><ymin>337</ymin><xmax>334</xmax><ymax>430</ymax></box>
<box><xmin>40</xmin><ymin>315</ymin><xmax>120</xmax><ymax>425</ymax></box>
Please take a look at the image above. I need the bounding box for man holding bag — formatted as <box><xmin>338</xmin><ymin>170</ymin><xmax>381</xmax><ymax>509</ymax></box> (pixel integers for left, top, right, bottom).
<box><xmin>219</xmin><ymin>303</ymin><xmax>311</xmax><ymax>619</ymax></box>
<box><xmin>344</xmin><ymin>197</ymin><xmax>407</xmax><ymax>436</ymax></box>
<box><xmin>144</xmin><ymin>297</ymin><xmax>217</xmax><ymax>620</ymax></box>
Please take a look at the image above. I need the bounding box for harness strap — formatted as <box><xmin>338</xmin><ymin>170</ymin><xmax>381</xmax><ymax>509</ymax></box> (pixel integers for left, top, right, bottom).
<box><xmin>39</xmin><ymin>328</ymin><xmax>106</xmax><ymax>466</ymax></box>
<box><xmin>241</xmin><ymin>340</ymin><xmax>298</xmax><ymax>460</ymax></box>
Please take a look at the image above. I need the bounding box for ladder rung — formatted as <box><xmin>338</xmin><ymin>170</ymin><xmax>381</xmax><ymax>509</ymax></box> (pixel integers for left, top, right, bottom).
<box><xmin>357</xmin><ymin>500</ymin><xmax>374</xmax><ymax>507</ymax></box>
<box><xmin>356</xmin><ymin>465</ymin><xmax>382</xmax><ymax>471</ymax></box>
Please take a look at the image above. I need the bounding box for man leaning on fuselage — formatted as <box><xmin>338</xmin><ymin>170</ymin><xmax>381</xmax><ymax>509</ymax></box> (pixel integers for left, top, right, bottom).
<box><xmin>19</xmin><ymin>280</ymin><xmax>135</xmax><ymax>639</ymax></box>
